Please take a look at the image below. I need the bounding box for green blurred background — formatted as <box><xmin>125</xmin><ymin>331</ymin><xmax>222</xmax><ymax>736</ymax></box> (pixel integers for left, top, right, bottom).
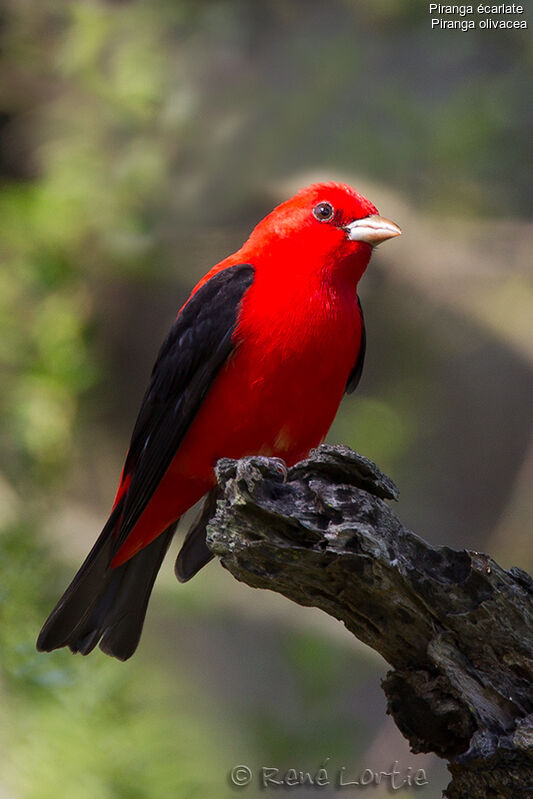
<box><xmin>1</xmin><ymin>2</ymin><xmax>531</xmax><ymax>797</ymax></box>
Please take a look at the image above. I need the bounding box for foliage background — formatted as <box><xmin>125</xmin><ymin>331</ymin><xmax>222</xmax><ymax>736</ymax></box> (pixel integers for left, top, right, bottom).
<box><xmin>0</xmin><ymin>2</ymin><xmax>531</xmax><ymax>797</ymax></box>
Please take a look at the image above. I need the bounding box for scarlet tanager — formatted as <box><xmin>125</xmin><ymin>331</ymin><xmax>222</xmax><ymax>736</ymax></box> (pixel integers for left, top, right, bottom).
<box><xmin>37</xmin><ymin>182</ymin><xmax>401</xmax><ymax>660</ymax></box>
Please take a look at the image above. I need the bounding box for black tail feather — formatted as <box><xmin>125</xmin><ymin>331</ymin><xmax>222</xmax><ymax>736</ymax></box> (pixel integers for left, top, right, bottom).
<box><xmin>76</xmin><ymin>526</ymin><xmax>175</xmax><ymax>660</ymax></box>
<box><xmin>37</xmin><ymin>507</ymin><xmax>176</xmax><ymax>661</ymax></box>
<box><xmin>175</xmin><ymin>487</ymin><xmax>219</xmax><ymax>582</ymax></box>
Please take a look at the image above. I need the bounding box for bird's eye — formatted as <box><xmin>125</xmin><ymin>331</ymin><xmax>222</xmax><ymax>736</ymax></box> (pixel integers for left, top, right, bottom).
<box><xmin>313</xmin><ymin>201</ymin><xmax>334</xmax><ymax>222</ymax></box>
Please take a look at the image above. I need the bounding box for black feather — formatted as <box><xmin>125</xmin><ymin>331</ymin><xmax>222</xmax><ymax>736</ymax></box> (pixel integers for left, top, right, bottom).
<box><xmin>116</xmin><ymin>263</ymin><xmax>255</xmax><ymax>545</ymax></box>
<box><xmin>345</xmin><ymin>296</ymin><xmax>366</xmax><ymax>394</ymax></box>
<box><xmin>175</xmin><ymin>485</ymin><xmax>221</xmax><ymax>583</ymax></box>
<box><xmin>37</xmin><ymin>264</ymin><xmax>255</xmax><ymax>658</ymax></box>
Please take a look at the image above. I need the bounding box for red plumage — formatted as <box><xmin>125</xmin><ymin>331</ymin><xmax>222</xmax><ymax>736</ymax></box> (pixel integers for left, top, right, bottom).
<box><xmin>37</xmin><ymin>181</ymin><xmax>401</xmax><ymax>659</ymax></box>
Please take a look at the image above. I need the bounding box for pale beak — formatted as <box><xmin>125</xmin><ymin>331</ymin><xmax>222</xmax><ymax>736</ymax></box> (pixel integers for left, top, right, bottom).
<box><xmin>345</xmin><ymin>215</ymin><xmax>402</xmax><ymax>246</ymax></box>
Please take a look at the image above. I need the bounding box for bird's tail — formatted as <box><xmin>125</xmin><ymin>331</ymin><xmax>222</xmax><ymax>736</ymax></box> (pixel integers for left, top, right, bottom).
<box><xmin>175</xmin><ymin>486</ymin><xmax>219</xmax><ymax>582</ymax></box>
<box><xmin>37</xmin><ymin>503</ymin><xmax>176</xmax><ymax>661</ymax></box>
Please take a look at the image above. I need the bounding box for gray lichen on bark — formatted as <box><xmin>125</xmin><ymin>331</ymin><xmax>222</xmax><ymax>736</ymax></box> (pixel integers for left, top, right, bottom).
<box><xmin>205</xmin><ymin>444</ymin><xmax>533</xmax><ymax>799</ymax></box>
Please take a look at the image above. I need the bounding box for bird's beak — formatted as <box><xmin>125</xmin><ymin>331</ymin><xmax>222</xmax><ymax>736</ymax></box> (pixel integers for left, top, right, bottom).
<box><xmin>345</xmin><ymin>215</ymin><xmax>402</xmax><ymax>246</ymax></box>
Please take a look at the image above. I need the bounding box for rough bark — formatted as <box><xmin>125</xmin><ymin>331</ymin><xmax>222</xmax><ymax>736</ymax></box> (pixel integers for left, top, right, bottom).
<box><xmin>205</xmin><ymin>445</ymin><xmax>533</xmax><ymax>799</ymax></box>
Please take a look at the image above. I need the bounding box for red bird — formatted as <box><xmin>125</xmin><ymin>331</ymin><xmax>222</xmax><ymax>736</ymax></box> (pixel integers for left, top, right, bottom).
<box><xmin>37</xmin><ymin>182</ymin><xmax>401</xmax><ymax>660</ymax></box>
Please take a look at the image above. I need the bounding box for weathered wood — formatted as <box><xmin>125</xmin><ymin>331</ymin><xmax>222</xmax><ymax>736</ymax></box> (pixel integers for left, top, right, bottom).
<box><xmin>206</xmin><ymin>445</ymin><xmax>533</xmax><ymax>799</ymax></box>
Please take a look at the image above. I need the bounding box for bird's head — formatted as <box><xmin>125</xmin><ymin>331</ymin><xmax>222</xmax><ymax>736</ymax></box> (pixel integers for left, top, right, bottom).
<box><xmin>243</xmin><ymin>182</ymin><xmax>401</xmax><ymax>283</ymax></box>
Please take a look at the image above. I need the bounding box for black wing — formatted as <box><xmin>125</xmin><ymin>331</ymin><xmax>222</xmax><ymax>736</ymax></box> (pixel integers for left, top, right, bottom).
<box><xmin>37</xmin><ymin>263</ymin><xmax>254</xmax><ymax>660</ymax></box>
<box><xmin>345</xmin><ymin>296</ymin><xmax>366</xmax><ymax>394</ymax></box>
<box><xmin>116</xmin><ymin>262</ymin><xmax>255</xmax><ymax>544</ymax></box>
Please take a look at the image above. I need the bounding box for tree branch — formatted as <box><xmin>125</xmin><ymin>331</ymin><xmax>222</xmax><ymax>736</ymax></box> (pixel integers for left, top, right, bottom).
<box><xmin>205</xmin><ymin>445</ymin><xmax>533</xmax><ymax>799</ymax></box>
